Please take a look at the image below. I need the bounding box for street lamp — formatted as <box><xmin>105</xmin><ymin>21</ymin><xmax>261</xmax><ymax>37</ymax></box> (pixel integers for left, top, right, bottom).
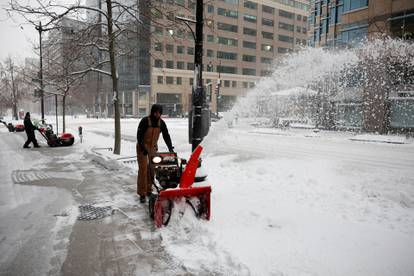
<box><xmin>35</xmin><ymin>21</ymin><xmax>55</xmax><ymax>124</ymax></box>
<box><xmin>175</xmin><ymin>0</ymin><xmax>208</xmax><ymax>152</ymax></box>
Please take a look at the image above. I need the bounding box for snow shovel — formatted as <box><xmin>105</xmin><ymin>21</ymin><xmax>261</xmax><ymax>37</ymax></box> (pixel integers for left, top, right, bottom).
<box><xmin>151</xmin><ymin>145</ymin><xmax>211</xmax><ymax>227</ymax></box>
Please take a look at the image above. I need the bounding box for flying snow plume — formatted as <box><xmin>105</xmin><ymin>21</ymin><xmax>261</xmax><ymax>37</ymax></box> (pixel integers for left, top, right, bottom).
<box><xmin>210</xmin><ymin>38</ymin><xmax>414</xmax><ymax>127</ymax></box>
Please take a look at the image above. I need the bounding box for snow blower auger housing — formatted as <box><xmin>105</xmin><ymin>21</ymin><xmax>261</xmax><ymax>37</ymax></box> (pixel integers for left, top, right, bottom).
<box><xmin>38</xmin><ymin>124</ymin><xmax>74</xmax><ymax>147</ymax></box>
<box><xmin>148</xmin><ymin>145</ymin><xmax>211</xmax><ymax>227</ymax></box>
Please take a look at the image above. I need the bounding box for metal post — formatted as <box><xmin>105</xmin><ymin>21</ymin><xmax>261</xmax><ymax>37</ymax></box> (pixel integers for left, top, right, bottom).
<box><xmin>191</xmin><ymin>0</ymin><xmax>204</xmax><ymax>151</ymax></box>
<box><xmin>55</xmin><ymin>94</ymin><xmax>58</xmax><ymax>134</ymax></box>
<box><xmin>36</xmin><ymin>22</ymin><xmax>45</xmax><ymax>124</ymax></box>
<box><xmin>216</xmin><ymin>61</ymin><xmax>221</xmax><ymax>117</ymax></box>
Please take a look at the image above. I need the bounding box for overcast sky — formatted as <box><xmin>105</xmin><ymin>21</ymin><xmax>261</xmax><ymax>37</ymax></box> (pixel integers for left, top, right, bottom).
<box><xmin>0</xmin><ymin>2</ymin><xmax>38</xmax><ymax>64</ymax></box>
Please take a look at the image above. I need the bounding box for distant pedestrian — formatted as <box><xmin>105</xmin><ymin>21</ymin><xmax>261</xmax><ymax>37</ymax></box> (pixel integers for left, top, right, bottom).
<box><xmin>23</xmin><ymin>112</ymin><xmax>39</xmax><ymax>148</ymax></box>
<box><xmin>136</xmin><ymin>104</ymin><xmax>174</xmax><ymax>203</ymax></box>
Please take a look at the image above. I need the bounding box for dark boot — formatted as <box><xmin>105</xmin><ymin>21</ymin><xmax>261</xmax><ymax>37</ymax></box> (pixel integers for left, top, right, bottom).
<box><xmin>139</xmin><ymin>195</ymin><xmax>146</xmax><ymax>203</ymax></box>
<box><xmin>23</xmin><ymin>144</ymin><xmax>30</xmax><ymax>148</ymax></box>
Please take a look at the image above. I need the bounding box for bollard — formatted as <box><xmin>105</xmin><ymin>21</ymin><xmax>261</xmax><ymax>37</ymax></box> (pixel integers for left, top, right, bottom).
<box><xmin>78</xmin><ymin>126</ymin><xmax>83</xmax><ymax>143</ymax></box>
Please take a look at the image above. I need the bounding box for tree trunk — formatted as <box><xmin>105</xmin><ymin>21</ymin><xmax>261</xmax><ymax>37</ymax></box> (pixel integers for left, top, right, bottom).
<box><xmin>12</xmin><ymin>103</ymin><xmax>18</xmax><ymax>121</ymax></box>
<box><xmin>62</xmin><ymin>94</ymin><xmax>66</xmax><ymax>133</ymax></box>
<box><xmin>106</xmin><ymin>0</ymin><xmax>121</xmax><ymax>155</ymax></box>
<box><xmin>10</xmin><ymin>61</ymin><xmax>18</xmax><ymax>120</ymax></box>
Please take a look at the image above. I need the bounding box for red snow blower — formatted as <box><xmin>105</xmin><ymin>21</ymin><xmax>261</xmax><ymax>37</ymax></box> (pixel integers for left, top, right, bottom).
<box><xmin>148</xmin><ymin>145</ymin><xmax>211</xmax><ymax>227</ymax></box>
<box><xmin>38</xmin><ymin>124</ymin><xmax>75</xmax><ymax>147</ymax></box>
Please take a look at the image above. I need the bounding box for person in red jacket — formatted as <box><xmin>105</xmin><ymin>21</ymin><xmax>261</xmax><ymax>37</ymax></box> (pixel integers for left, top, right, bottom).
<box><xmin>136</xmin><ymin>104</ymin><xmax>174</xmax><ymax>203</ymax></box>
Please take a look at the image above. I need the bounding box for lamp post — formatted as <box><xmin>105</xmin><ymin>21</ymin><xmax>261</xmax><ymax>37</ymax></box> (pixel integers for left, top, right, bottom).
<box><xmin>216</xmin><ymin>61</ymin><xmax>221</xmax><ymax>117</ymax></box>
<box><xmin>35</xmin><ymin>22</ymin><xmax>55</xmax><ymax>124</ymax></box>
<box><xmin>35</xmin><ymin>22</ymin><xmax>46</xmax><ymax>124</ymax></box>
<box><xmin>176</xmin><ymin>0</ymin><xmax>206</xmax><ymax>152</ymax></box>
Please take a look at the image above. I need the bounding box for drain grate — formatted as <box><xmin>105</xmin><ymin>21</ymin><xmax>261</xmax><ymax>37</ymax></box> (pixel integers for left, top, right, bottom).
<box><xmin>77</xmin><ymin>205</ymin><xmax>113</xmax><ymax>220</ymax></box>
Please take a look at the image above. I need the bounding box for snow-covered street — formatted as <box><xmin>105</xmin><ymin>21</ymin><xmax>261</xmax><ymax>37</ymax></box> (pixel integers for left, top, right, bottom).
<box><xmin>1</xmin><ymin>117</ymin><xmax>414</xmax><ymax>275</ymax></box>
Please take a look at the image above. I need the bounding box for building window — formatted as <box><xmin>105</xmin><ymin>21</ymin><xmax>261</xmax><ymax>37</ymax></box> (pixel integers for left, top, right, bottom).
<box><xmin>224</xmin><ymin>80</ymin><xmax>230</xmax><ymax>87</ymax></box>
<box><xmin>243</xmin><ymin>82</ymin><xmax>248</xmax><ymax>88</ymax></box>
<box><xmin>249</xmin><ymin>82</ymin><xmax>255</xmax><ymax>88</ymax></box>
<box><xmin>207</xmin><ymin>49</ymin><xmax>214</xmax><ymax>57</ymax></box>
<box><xmin>154</xmin><ymin>59</ymin><xmax>163</xmax><ymax>68</ymax></box>
<box><xmin>218</xmin><ymin>7</ymin><xmax>238</xmax><ymax>18</ymax></box>
<box><xmin>177</xmin><ymin>45</ymin><xmax>184</xmax><ymax>54</ymax></box>
<box><xmin>154</xmin><ymin>26</ymin><xmax>163</xmax><ymax>36</ymax></box>
<box><xmin>217</xmin><ymin>22</ymin><xmax>238</xmax><ymax>32</ymax></box>
<box><xmin>243</xmin><ymin>27</ymin><xmax>257</xmax><ymax>36</ymax></box>
<box><xmin>296</xmin><ymin>26</ymin><xmax>302</xmax><ymax>32</ymax></box>
<box><xmin>207</xmin><ymin>5</ymin><xmax>214</xmax><ymax>13</ymax></box>
<box><xmin>217</xmin><ymin>65</ymin><xmax>237</xmax><ymax>74</ymax></box>
<box><xmin>261</xmin><ymin>70</ymin><xmax>272</xmax><ymax>76</ymax></box>
<box><xmin>207</xmin><ymin>35</ymin><xmax>215</xmax><ymax>42</ymax></box>
<box><xmin>341</xmin><ymin>22</ymin><xmax>368</xmax><ymax>46</ymax></box>
<box><xmin>303</xmin><ymin>16</ymin><xmax>308</xmax><ymax>22</ymax></box>
<box><xmin>157</xmin><ymin>76</ymin><xmax>163</xmax><ymax>84</ymax></box>
<box><xmin>261</xmin><ymin>44</ymin><xmax>273</xmax><ymax>52</ymax></box>
<box><xmin>279</xmin><ymin>34</ymin><xmax>294</xmax><ymax>43</ymax></box>
<box><xmin>217</xmin><ymin>51</ymin><xmax>238</xmax><ymax>60</ymax></box>
<box><xmin>177</xmin><ymin>61</ymin><xmax>184</xmax><ymax>69</ymax></box>
<box><xmin>218</xmin><ymin>36</ymin><xmax>238</xmax><ymax>46</ymax></box>
<box><xmin>244</xmin><ymin>14</ymin><xmax>257</xmax><ymax>23</ymax></box>
<box><xmin>232</xmin><ymin>81</ymin><xmax>237</xmax><ymax>87</ymax></box>
<box><xmin>243</xmin><ymin>40</ymin><xmax>256</xmax><ymax>49</ymax></box>
<box><xmin>262</xmin><ymin>5</ymin><xmax>274</xmax><ymax>14</ymax></box>
<box><xmin>302</xmin><ymin>27</ymin><xmax>307</xmax><ymax>33</ymax></box>
<box><xmin>190</xmin><ymin>78</ymin><xmax>193</xmax><ymax>85</ymax></box>
<box><xmin>166</xmin><ymin>60</ymin><xmax>174</xmax><ymax>69</ymax></box>
<box><xmin>166</xmin><ymin>76</ymin><xmax>174</xmax><ymax>84</ymax></box>
<box><xmin>154</xmin><ymin>42</ymin><xmax>163</xmax><ymax>51</ymax></box>
<box><xmin>220</xmin><ymin>0</ymin><xmax>239</xmax><ymax>4</ymax></box>
<box><xmin>176</xmin><ymin>77</ymin><xmax>182</xmax><ymax>85</ymax></box>
<box><xmin>262</xmin><ymin>31</ymin><xmax>273</xmax><ymax>39</ymax></box>
<box><xmin>262</xmin><ymin>18</ymin><xmax>274</xmax><ymax>27</ymax></box>
<box><xmin>279</xmin><ymin>22</ymin><xmax>294</xmax><ymax>31</ymax></box>
<box><xmin>242</xmin><ymin>68</ymin><xmax>256</xmax><ymax>76</ymax></box>
<box><xmin>166</xmin><ymin>44</ymin><xmax>174</xmax><ymax>53</ymax></box>
<box><xmin>343</xmin><ymin>0</ymin><xmax>368</xmax><ymax>12</ymax></box>
<box><xmin>278</xmin><ymin>47</ymin><xmax>290</xmax><ymax>53</ymax></box>
<box><xmin>242</xmin><ymin>55</ymin><xmax>256</xmax><ymax>62</ymax></box>
<box><xmin>261</xmin><ymin>57</ymin><xmax>272</xmax><ymax>64</ymax></box>
<box><xmin>175</xmin><ymin>0</ymin><xmax>185</xmax><ymax>6</ymax></box>
<box><xmin>187</xmin><ymin>47</ymin><xmax>194</xmax><ymax>55</ymax></box>
<box><xmin>187</xmin><ymin>62</ymin><xmax>195</xmax><ymax>70</ymax></box>
<box><xmin>297</xmin><ymin>14</ymin><xmax>302</xmax><ymax>21</ymax></box>
<box><xmin>279</xmin><ymin>9</ymin><xmax>294</xmax><ymax>19</ymax></box>
<box><xmin>244</xmin><ymin>1</ymin><xmax>257</xmax><ymax>9</ymax></box>
<box><xmin>175</xmin><ymin>29</ymin><xmax>185</xmax><ymax>38</ymax></box>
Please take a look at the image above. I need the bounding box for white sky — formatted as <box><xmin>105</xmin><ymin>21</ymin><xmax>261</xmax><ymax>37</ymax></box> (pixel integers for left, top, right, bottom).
<box><xmin>0</xmin><ymin>2</ymin><xmax>38</xmax><ymax>64</ymax></box>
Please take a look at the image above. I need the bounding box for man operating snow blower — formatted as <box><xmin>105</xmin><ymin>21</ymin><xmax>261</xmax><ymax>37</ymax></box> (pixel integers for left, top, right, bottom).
<box><xmin>23</xmin><ymin>112</ymin><xmax>39</xmax><ymax>148</ymax></box>
<box><xmin>136</xmin><ymin>104</ymin><xmax>174</xmax><ymax>203</ymax></box>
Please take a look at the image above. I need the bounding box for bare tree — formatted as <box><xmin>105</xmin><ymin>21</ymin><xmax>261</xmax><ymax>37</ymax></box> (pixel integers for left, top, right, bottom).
<box><xmin>0</xmin><ymin>57</ymin><xmax>25</xmax><ymax>120</ymax></box>
<box><xmin>9</xmin><ymin>0</ymin><xmax>183</xmax><ymax>154</ymax></box>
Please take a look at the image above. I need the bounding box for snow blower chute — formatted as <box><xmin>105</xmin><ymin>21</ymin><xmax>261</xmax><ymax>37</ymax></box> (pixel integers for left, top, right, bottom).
<box><xmin>148</xmin><ymin>145</ymin><xmax>211</xmax><ymax>227</ymax></box>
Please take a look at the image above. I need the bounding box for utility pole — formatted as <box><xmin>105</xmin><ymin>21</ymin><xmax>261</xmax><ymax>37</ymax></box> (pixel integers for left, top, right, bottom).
<box><xmin>35</xmin><ymin>22</ymin><xmax>45</xmax><ymax>124</ymax></box>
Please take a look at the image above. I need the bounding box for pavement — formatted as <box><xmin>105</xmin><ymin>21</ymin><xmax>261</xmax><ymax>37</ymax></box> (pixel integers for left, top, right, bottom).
<box><xmin>0</xmin><ymin>129</ymin><xmax>192</xmax><ymax>276</ymax></box>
